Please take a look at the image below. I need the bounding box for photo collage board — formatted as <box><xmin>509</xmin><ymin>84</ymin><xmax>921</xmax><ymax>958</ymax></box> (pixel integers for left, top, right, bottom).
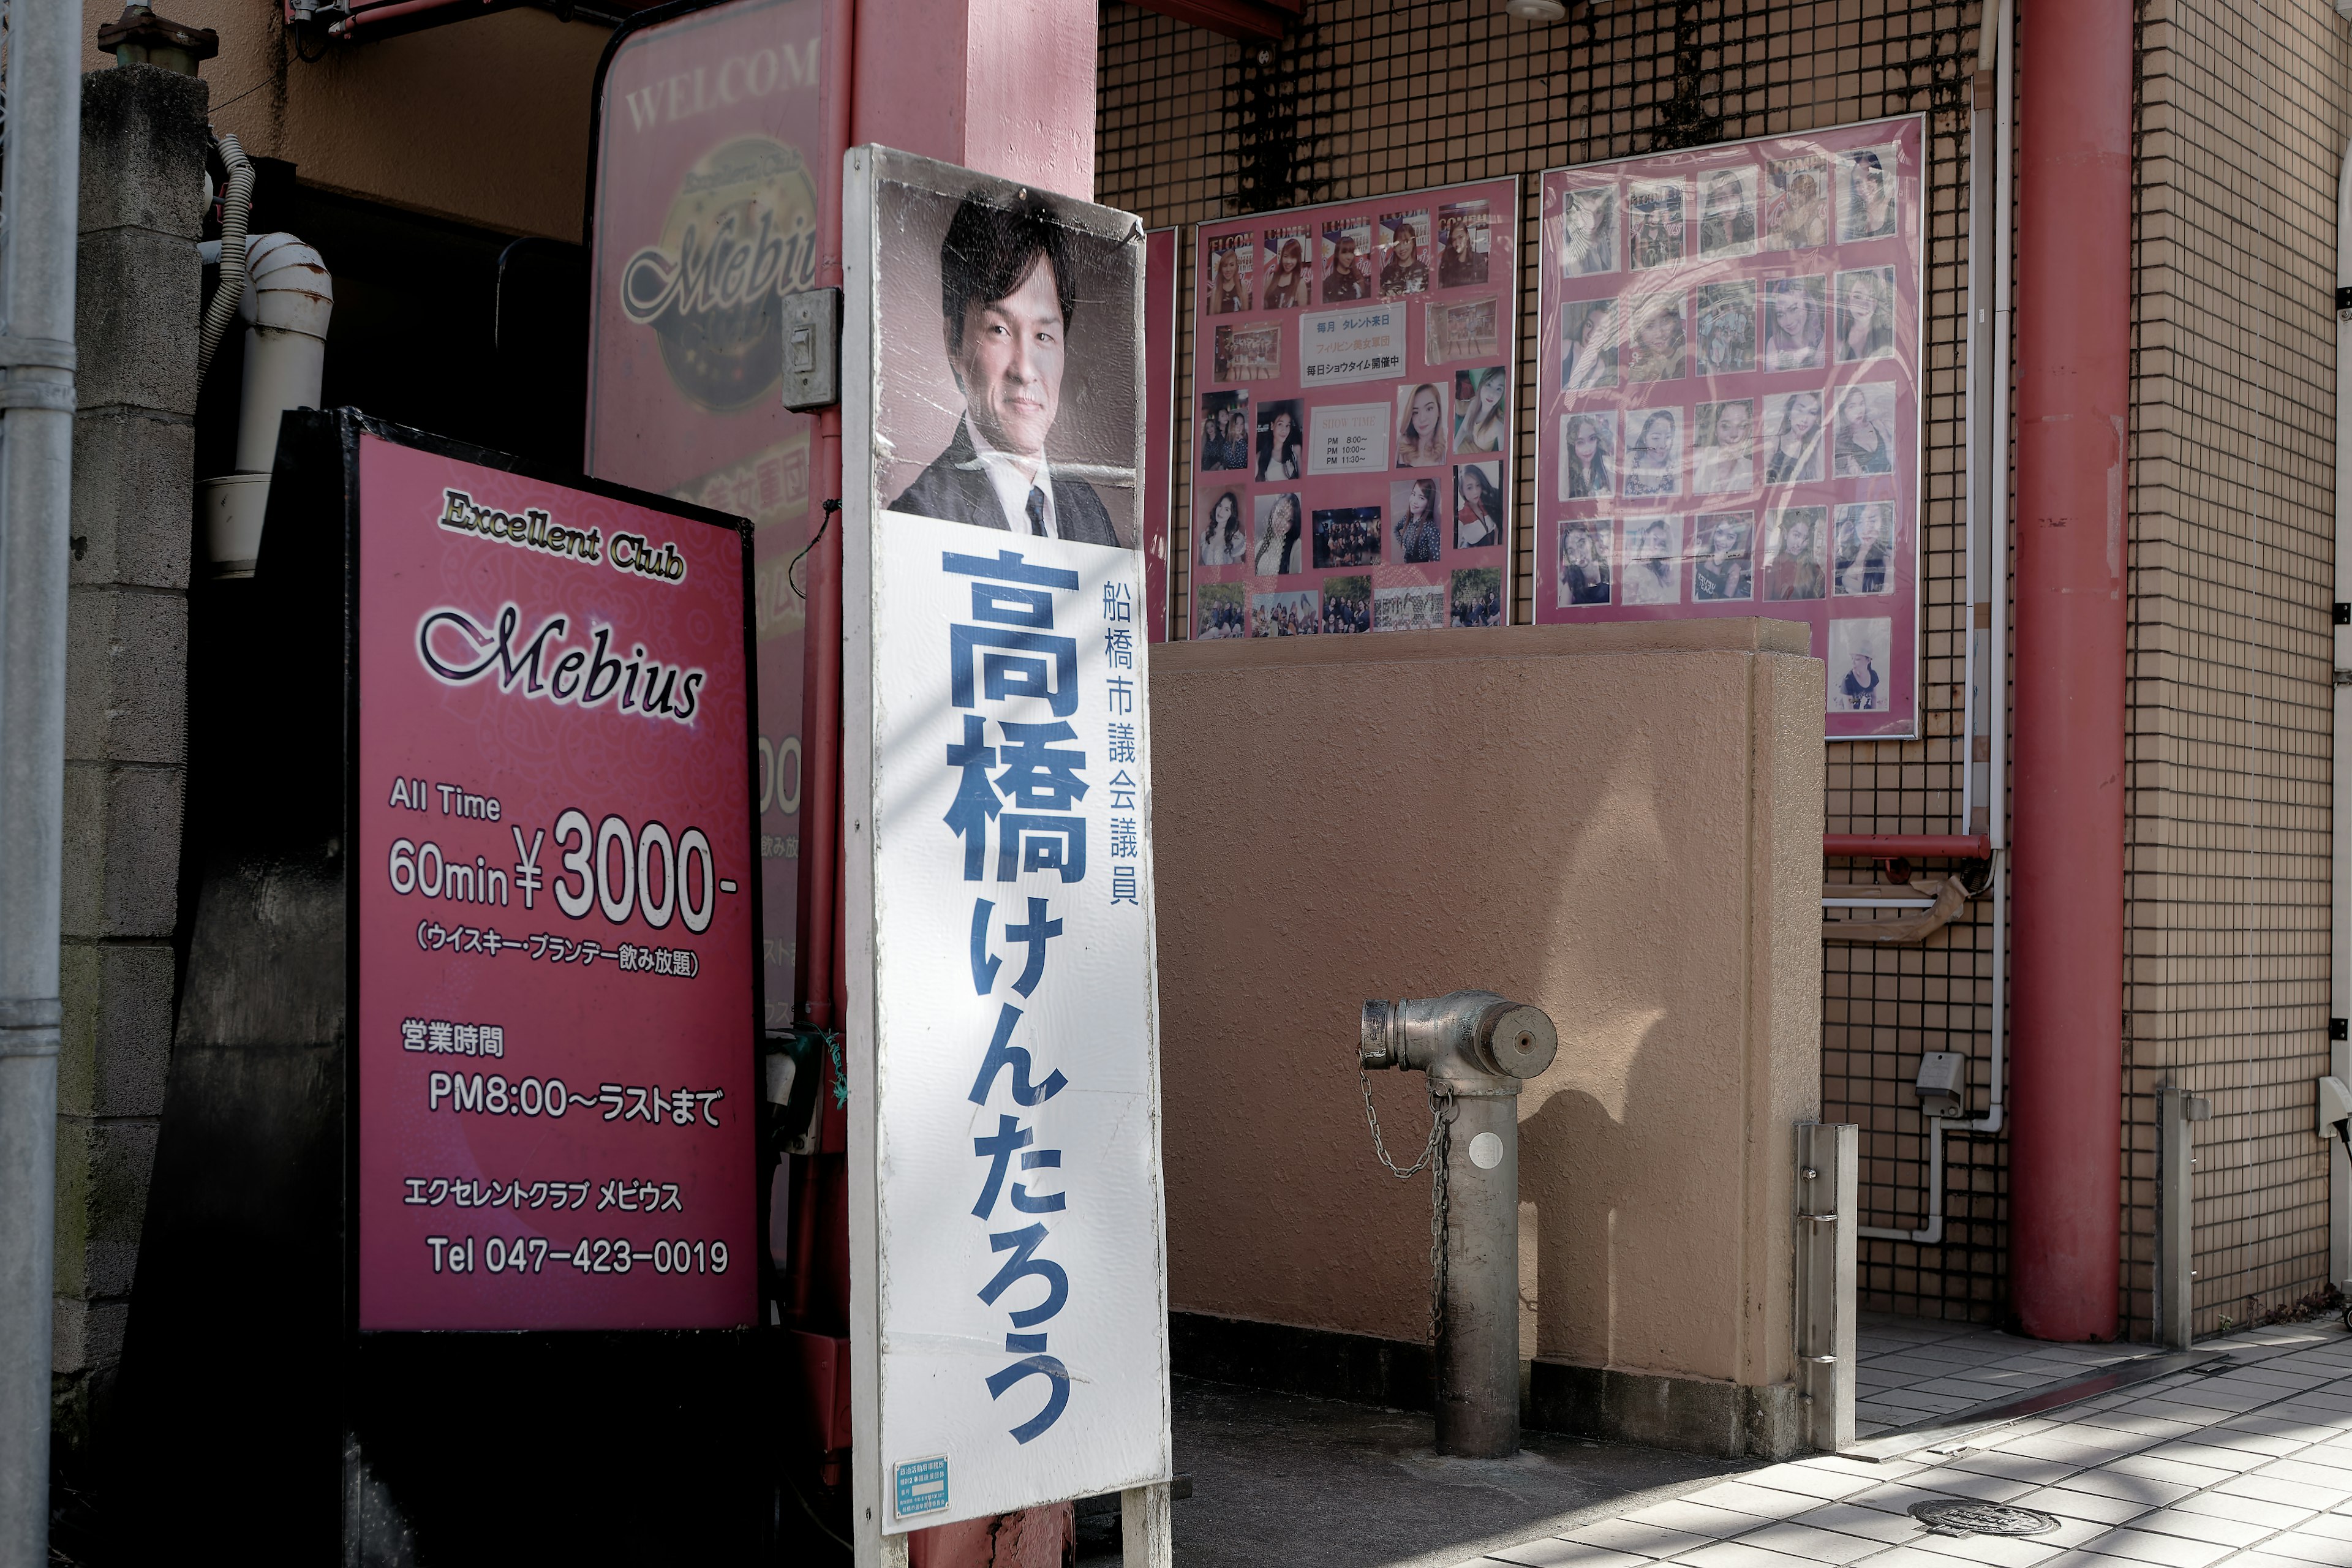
<box><xmin>1190</xmin><ymin>178</ymin><xmax>1519</xmax><ymax>639</ymax></box>
<box><xmin>1534</xmin><ymin>116</ymin><xmax>1926</xmax><ymax>738</ymax></box>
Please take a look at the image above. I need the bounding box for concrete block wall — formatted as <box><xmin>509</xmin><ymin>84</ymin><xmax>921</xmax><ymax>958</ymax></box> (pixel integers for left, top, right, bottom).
<box><xmin>53</xmin><ymin>62</ymin><xmax>207</xmax><ymax>1451</ymax></box>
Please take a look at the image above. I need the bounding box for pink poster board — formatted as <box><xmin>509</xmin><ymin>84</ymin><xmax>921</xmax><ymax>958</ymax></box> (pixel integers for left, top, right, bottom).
<box><xmin>356</xmin><ymin>434</ymin><xmax>759</xmax><ymax>1330</ymax></box>
<box><xmin>587</xmin><ymin>0</ymin><xmax>828</xmax><ymax>1023</ymax></box>
<box><xmin>1189</xmin><ymin>179</ymin><xmax>1518</xmax><ymax>639</ymax></box>
<box><xmin>1534</xmin><ymin>117</ymin><xmax>1924</xmax><ymax>738</ymax></box>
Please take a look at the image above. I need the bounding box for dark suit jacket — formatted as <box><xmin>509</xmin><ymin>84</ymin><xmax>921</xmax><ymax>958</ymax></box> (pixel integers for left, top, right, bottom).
<box><xmin>888</xmin><ymin>420</ymin><xmax>1121</xmax><ymax>547</ymax></box>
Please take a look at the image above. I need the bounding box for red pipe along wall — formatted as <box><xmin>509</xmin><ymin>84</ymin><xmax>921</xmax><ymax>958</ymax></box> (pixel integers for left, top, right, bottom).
<box><xmin>2009</xmin><ymin>0</ymin><xmax>2134</xmax><ymax>1341</ymax></box>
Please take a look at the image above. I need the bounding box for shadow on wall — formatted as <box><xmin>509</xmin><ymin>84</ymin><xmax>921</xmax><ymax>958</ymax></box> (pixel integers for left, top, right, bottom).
<box><xmin>1150</xmin><ymin>628</ymin><xmax>1811</xmax><ymax>1392</ymax></box>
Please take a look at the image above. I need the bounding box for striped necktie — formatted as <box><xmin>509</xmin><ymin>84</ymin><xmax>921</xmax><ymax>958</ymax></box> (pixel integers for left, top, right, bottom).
<box><xmin>1025</xmin><ymin>486</ymin><xmax>1047</xmax><ymax>537</ymax></box>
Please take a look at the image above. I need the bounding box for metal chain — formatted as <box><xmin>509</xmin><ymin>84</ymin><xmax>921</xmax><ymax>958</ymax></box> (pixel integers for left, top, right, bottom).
<box><xmin>1427</xmin><ymin>1089</ymin><xmax>1456</xmax><ymax>1347</ymax></box>
<box><xmin>1358</xmin><ymin>1066</ymin><xmax>1458</xmax><ymax>1347</ymax></box>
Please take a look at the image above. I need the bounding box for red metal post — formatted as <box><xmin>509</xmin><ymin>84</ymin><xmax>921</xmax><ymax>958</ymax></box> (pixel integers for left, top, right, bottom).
<box><xmin>2010</xmin><ymin>0</ymin><xmax>2133</xmax><ymax>1341</ymax></box>
<box><xmin>796</xmin><ymin>0</ymin><xmax>856</xmax><ymax>1031</ymax></box>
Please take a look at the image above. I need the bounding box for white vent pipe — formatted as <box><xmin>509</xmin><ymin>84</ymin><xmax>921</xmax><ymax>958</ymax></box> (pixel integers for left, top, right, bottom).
<box><xmin>199</xmin><ymin>232</ymin><xmax>333</xmax><ymax>575</ymax></box>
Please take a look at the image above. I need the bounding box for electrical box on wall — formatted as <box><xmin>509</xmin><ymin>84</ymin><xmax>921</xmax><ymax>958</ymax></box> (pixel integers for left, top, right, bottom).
<box><xmin>780</xmin><ymin>287</ymin><xmax>843</xmax><ymax>412</ymax></box>
<box><xmin>1913</xmin><ymin>1052</ymin><xmax>1967</xmax><ymax>1118</ymax></box>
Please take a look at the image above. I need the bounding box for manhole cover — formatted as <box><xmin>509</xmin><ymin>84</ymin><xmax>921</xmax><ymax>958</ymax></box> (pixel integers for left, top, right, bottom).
<box><xmin>1907</xmin><ymin>1500</ymin><xmax>2061</xmax><ymax>1538</ymax></box>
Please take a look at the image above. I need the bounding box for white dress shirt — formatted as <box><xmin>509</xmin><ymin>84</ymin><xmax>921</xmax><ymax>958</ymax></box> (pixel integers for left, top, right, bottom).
<box><xmin>965</xmin><ymin>419</ymin><xmax>1058</xmax><ymax>539</ymax></box>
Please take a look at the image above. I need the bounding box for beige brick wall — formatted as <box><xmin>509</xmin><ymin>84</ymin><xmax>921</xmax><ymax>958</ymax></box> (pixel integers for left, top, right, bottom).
<box><xmin>2126</xmin><ymin>0</ymin><xmax>2349</xmax><ymax>1338</ymax></box>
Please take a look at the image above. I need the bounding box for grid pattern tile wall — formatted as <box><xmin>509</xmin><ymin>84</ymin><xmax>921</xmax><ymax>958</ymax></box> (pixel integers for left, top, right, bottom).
<box><xmin>1099</xmin><ymin>0</ymin><xmax>2346</xmax><ymax>1338</ymax></box>
<box><xmin>1100</xmin><ymin>0</ymin><xmax>2002</xmax><ymax>1328</ymax></box>
<box><xmin>2125</xmin><ymin>0</ymin><xmax>2347</xmax><ymax>1339</ymax></box>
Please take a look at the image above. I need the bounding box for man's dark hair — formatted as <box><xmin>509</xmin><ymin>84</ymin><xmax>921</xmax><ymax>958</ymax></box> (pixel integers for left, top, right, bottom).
<box><xmin>940</xmin><ymin>189</ymin><xmax>1077</xmax><ymax>352</ymax></box>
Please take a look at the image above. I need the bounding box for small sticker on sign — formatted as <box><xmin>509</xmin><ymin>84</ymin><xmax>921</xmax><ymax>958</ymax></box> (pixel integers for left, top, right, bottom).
<box><xmin>894</xmin><ymin>1455</ymin><xmax>949</xmax><ymax>1520</ymax></box>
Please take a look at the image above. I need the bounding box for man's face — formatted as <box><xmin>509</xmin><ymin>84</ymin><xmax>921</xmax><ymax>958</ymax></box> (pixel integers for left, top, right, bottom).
<box><xmin>951</xmin><ymin>254</ymin><xmax>1064</xmax><ymax>459</ymax></box>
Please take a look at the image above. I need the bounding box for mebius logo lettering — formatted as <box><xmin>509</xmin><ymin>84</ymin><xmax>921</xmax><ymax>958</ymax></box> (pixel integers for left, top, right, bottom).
<box><xmin>417</xmin><ymin>604</ymin><xmax>706</xmax><ymax>726</ymax></box>
<box><xmin>439</xmin><ymin>489</ymin><xmax>688</xmax><ymax>586</ymax></box>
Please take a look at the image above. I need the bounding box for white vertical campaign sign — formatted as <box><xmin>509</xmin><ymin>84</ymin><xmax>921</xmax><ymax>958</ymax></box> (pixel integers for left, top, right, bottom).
<box><xmin>841</xmin><ymin>145</ymin><xmax>1171</xmax><ymax>1560</ymax></box>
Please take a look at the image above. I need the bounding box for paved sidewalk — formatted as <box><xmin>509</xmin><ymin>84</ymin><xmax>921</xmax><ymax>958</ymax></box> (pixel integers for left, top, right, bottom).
<box><xmin>1464</xmin><ymin>1320</ymin><xmax>2352</xmax><ymax>1568</ymax></box>
<box><xmin>1851</xmin><ymin>1314</ymin><xmax>2146</xmax><ymax>1437</ymax></box>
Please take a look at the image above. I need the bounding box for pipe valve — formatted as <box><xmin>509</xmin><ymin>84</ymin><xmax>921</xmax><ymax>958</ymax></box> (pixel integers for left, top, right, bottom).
<box><xmin>1361</xmin><ymin>990</ymin><xmax>1558</xmax><ymax>1088</ymax></box>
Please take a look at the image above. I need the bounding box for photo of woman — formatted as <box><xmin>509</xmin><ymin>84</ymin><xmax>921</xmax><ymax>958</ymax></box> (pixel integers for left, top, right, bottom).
<box><xmin>1379</xmin><ymin>211</ymin><xmax>1433</xmax><ymax>296</ymax></box>
<box><xmin>1830</xmin><ymin>385</ymin><xmax>1896</xmax><ymax>478</ymax></box>
<box><xmin>1835</xmin><ymin>267</ymin><xmax>1896</xmax><ymax>363</ymax></box>
<box><xmin>1453</xmin><ymin>366</ymin><xmax>1509</xmax><ymax>453</ymax></box>
<box><xmin>1833</xmin><ymin>503</ymin><xmax>1896</xmax><ymax>596</ymax></box>
<box><xmin>1762</xmin><ymin>156</ymin><xmax>1828</xmax><ymax>251</ymax></box>
<box><xmin>1697</xmin><ymin>167</ymin><xmax>1757</xmax><ymax>258</ymax></box>
<box><xmin>1262</xmin><ymin>229</ymin><xmax>1311</xmax><ymax>308</ymax></box>
<box><xmin>1623</xmin><ymin>408</ymin><xmax>1683</xmax><ymax>499</ymax></box>
<box><xmin>1629</xmin><ymin>179</ymin><xmax>1686</xmax><ymax>271</ymax></box>
<box><xmin>1560</xmin><ymin>186</ymin><xmax>1618</xmax><ymax>278</ymax></box>
<box><xmin>1321</xmin><ymin>221</ymin><xmax>1372</xmax><ymax>302</ymax></box>
<box><xmin>1392</xmin><ymin>478</ymin><xmax>1442</xmax><ymax>564</ymax></box>
<box><xmin>1197</xmin><ymin>488</ymin><xmax>1249</xmax><ymax>565</ymax></box>
<box><xmin>1694</xmin><ymin>281</ymin><xmax>1757</xmax><ymax>374</ymax></box>
<box><xmin>1561</xmin><ymin>299</ymin><xmax>1619</xmax><ymax>393</ymax></box>
<box><xmin>1840</xmin><ymin>148</ymin><xmax>1898</xmax><ymax>241</ymax></box>
<box><xmin>1454</xmin><ymin>461</ymin><xmax>1504</xmax><ymax>549</ymax></box>
<box><xmin>1624</xmin><ymin>296</ymin><xmax>1686</xmax><ymax>383</ymax></box>
<box><xmin>1764</xmin><ymin>507</ymin><xmax>1827</xmax><ymax>601</ymax></box>
<box><xmin>1838</xmin><ymin>648</ymin><xmax>1883</xmax><ymax>710</ymax></box>
<box><xmin>1826</xmin><ymin>617</ymin><xmax>1893</xmax><ymax>712</ymax></box>
<box><xmin>1256</xmin><ymin>399</ymin><xmax>1303</xmax><ymax>482</ymax></box>
<box><xmin>1254</xmin><ymin>492</ymin><xmax>1305</xmax><ymax>576</ymax></box>
<box><xmin>1438</xmin><ymin>200</ymin><xmax>1490</xmax><ymax>287</ymax></box>
<box><xmin>1208</xmin><ymin>234</ymin><xmax>1253</xmax><ymax>314</ymax></box>
<box><xmin>1395</xmin><ymin>382</ymin><xmax>1450</xmax><ymax>467</ymax></box>
<box><xmin>1691</xmin><ymin>399</ymin><xmax>1756</xmax><ymax>496</ymax></box>
<box><xmin>1560</xmin><ymin>412</ymin><xmax>1615</xmax><ymax>500</ymax></box>
<box><xmin>1200</xmin><ymin>390</ymin><xmax>1250</xmax><ymax>471</ymax></box>
<box><xmin>1691</xmin><ymin>512</ymin><xmax>1754</xmax><ymax>602</ymax></box>
<box><xmin>1760</xmin><ymin>276</ymin><xmax>1826</xmax><ymax>372</ymax></box>
<box><xmin>1558</xmin><ymin>522</ymin><xmax>1612</xmax><ymax>606</ymax></box>
<box><xmin>1620</xmin><ymin>516</ymin><xmax>1681</xmax><ymax>605</ymax></box>
<box><xmin>1763</xmin><ymin>391</ymin><xmax>1825</xmax><ymax>484</ymax></box>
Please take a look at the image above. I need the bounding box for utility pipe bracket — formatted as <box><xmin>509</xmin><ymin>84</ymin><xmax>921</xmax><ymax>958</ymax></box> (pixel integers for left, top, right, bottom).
<box><xmin>0</xmin><ymin>334</ymin><xmax>76</xmax><ymax>371</ymax></box>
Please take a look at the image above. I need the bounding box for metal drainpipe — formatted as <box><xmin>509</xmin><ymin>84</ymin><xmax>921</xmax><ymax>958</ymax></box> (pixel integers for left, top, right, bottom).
<box><xmin>2010</xmin><ymin>0</ymin><xmax>2133</xmax><ymax>1343</ymax></box>
<box><xmin>2331</xmin><ymin>115</ymin><xmax>2352</xmax><ymax>1290</ymax></box>
<box><xmin>0</xmin><ymin>4</ymin><xmax>83</xmax><ymax>1564</ymax></box>
<box><xmin>1360</xmin><ymin>992</ymin><xmax>1559</xmax><ymax>1460</ymax></box>
<box><xmin>1857</xmin><ymin>0</ymin><xmax>2013</xmax><ymax>1250</ymax></box>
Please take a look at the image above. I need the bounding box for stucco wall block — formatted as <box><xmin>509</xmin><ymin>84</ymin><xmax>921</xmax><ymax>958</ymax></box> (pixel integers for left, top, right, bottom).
<box><xmin>73</xmin><ymin>410</ymin><xmax>195</xmax><ymax>590</ymax></box>
<box><xmin>76</xmin><ymin>64</ymin><xmax>209</xmax><ymax>239</ymax></box>
<box><xmin>56</xmin><ymin>63</ymin><xmax>206</xmax><ymax>1423</ymax></box>
<box><xmin>73</xmin><ymin>227</ymin><xmax>202</xmax><ymax>416</ymax></box>
<box><xmin>58</xmin><ymin>760</ymin><xmax>185</xmax><ymax>943</ymax></box>
<box><xmin>1150</xmin><ymin>622</ymin><xmax>1824</xmax><ymax>1416</ymax></box>
<box><xmin>65</xmin><ymin>587</ymin><xmax>188</xmax><ymax>764</ymax></box>
<box><xmin>56</xmin><ymin>942</ymin><xmax>176</xmax><ymax>1121</ymax></box>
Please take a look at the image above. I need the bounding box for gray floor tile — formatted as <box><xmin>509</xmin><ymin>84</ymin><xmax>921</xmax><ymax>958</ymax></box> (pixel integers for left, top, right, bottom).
<box><xmin>1560</xmin><ymin>1520</ymin><xmax>1716</xmax><ymax>1558</ymax></box>
<box><xmin>1487</xmin><ymin>1542</ymin><xmax>1655</xmax><ymax>1568</ymax></box>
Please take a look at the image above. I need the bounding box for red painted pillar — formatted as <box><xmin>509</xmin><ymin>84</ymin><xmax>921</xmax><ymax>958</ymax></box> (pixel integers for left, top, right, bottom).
<box><xmin>2010</xmin><ymin>0</ymin><xmax>2133</xmax><ymax>1341</ymax></box>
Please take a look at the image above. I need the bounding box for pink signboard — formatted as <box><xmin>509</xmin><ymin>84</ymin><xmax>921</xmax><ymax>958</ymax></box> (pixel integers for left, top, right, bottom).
<box><xmin>356</xmin><ymin>432</ymin><xmax>759</xmax><ymax>1330</ymax></box>
<box><xmin>587</xmin><ymin>0</ymin><xmax>827</xmax><ymax>1024</ymax></box>
<box><xmin>1534</xmin><ymin>117</ymin><xmax>1925</xmax><ymax>738</ymax></box>
<box><xmin>1189</xmin><ymin>179</ymin><xmax>1519</xmax><ymax>639</ymax></box>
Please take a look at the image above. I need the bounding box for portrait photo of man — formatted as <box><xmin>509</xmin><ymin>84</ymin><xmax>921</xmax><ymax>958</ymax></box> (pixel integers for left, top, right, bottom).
<box><xmin>876</xmin><ymin>179</ymin><xmax>1140</xmax><ymax>549</ymax></box>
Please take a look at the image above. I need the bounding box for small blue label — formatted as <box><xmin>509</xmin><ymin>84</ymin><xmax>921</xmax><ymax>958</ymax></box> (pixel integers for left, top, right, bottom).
<box><xmin>894</xmin><ymin>1456</ymin><xmax>949</xmax><ymax>1520</ymax></box>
